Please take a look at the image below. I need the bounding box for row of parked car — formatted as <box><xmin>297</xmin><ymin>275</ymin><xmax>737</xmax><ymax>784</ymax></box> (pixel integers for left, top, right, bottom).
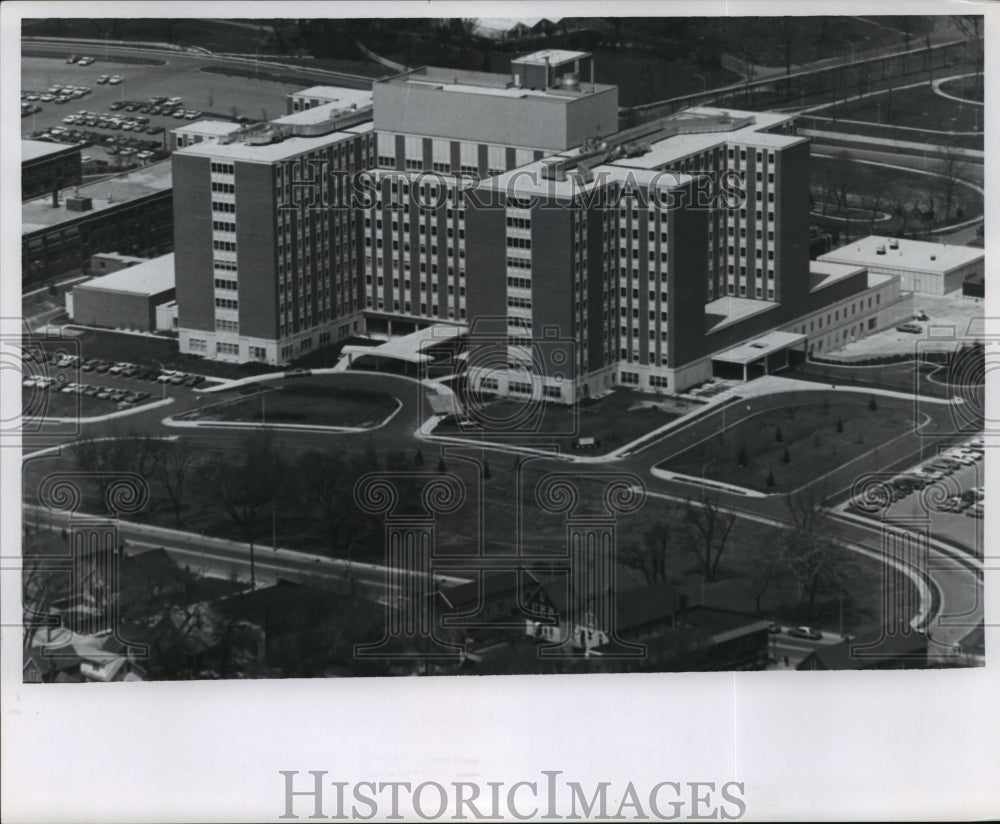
<box><xmin>111</xmin><ymin>97</ymin><xmax>201</xmax><ymax>120</ymax></box>
<box><xmin>42</xmin><ymin>353</ymin><xmax>207</xmax><ymax>387</ymax></box>
<box><xmin>22</xmin><ymin>84</ymin><xmax>93</xmax><ymax>104</ymax></box>
<box><xmin>31</xmin><ymin>125</ymin><xmax>163</xmax><ymax>159</ymax></box>
<box><xmin>62</xmin><ymin>109</ymin><xmax>165</xmax><ymax>134</ymax></box>
<box><xmin>849</xmin><ymin>438</ymin><xmax>985</xmax><ymax>513</ymax></box>
<box><xmin>24</xmin><ymin>375</ymin><xmax>153</xmax><ymax>408</ymax></box>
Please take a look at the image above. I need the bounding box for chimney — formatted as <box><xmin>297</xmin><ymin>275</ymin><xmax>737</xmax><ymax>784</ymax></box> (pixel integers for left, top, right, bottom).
<box><xmin>52</xmin><ymin>188</ymin><xmax>60</xmax><ymax>208</ymax></box>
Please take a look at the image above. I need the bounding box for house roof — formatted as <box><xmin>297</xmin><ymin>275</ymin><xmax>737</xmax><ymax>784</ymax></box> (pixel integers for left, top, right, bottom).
<box><xmin>214</xmin><ymin>579</ymin><xmax>350</xmax><ymax>636</ymax></box>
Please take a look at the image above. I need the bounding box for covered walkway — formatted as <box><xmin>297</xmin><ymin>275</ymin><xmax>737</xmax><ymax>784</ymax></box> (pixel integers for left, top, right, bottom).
<box><xmin>711</xmin><ymin>331</ymin><xmax>807</xmax><ymax>382</ymax></box>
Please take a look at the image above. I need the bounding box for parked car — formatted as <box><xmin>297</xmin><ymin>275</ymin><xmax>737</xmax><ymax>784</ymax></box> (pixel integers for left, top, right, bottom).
<box><xmin>896</xmin><ymin>322</ymin><xmax>922</xmax><ymax>334</ymax></box>
<box><xmin>109</xmin><ymin>75</ymin><xmax>123</xmax><ymax>85</ymax></box>
<box><xmin>78</xmin><ymin>56</ymin><xmax>95</xmax><ymax>66</ymax></box>
<box><xmin>97</xmin><ymin>75</ymin><xmax>110</xmax><ymax>84</ymax></box>
<box><xmin>787</xmin><ymin>626</ymin><xmax>823</xmax><ymax>641</ymax></box>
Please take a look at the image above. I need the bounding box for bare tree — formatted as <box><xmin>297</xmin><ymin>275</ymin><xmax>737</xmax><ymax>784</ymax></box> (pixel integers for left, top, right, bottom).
<box><xmin>294</xmin><ymin>450</ymin><xmax>365</xmax><ymax>559</ymax></box>
<box><xmin>152</xmin><ymin>440</ymin><xmax>197</xmax><ymax>526</ymax></box>
<box><xmin>197</xmin><ymin>433</ymin><xmax>287</xmax><ymax>590</ymax></box>
<box><xmin>621</xmin><ymin>521</ymin><xmax>675</xmax><ymax>585</ymax></box>
<box><xmin>683</xmin><ymin>493</ymin><xmax>736</xmax><ymax>582</ymax></box>
<box><xmin>739</xmin><ymin>527</ymin><xmax>791</xmax><ymax>615</ymax></box>
<box><xmin>939</xmin><ymin>145</ymin><xmax>969</xmax><ymax>224</ymax></box>
<box><xmin>863</xmin><ymin>179</ymin><xmax>887</xmax><ymax>235</ymax></box>
<box><xmin>951</xmin><ymin>16</ymin><xmax>983</xmax><ymax>95</ymax></box>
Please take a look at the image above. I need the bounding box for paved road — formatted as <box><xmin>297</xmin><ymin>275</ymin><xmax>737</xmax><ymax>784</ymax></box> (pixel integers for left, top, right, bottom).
<box><xmin>21</xmin><ymin>364</ymin><xmax>984</xmax><ymax>657</ymax></box>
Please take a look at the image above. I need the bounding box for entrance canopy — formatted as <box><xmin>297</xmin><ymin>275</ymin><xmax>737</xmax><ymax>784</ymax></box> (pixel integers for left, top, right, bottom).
<box><xmin>711</xmin><ymin>330</ymin><xmax>807</xmax><ymax>381</ymax></box>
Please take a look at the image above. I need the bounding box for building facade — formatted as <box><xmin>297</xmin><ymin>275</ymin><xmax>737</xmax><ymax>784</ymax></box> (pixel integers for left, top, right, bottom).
<box><xmin>173</xmin><ymin>95</ymin><xmax>374</xmax><ymax>363</ymax></box>
<box><xmin>169</xmin><ymin>52</ymin><xmax>904</xmax><ymax>391</ymax></box>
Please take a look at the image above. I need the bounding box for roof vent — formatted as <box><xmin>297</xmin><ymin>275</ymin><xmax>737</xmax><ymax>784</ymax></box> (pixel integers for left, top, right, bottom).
<box><xmin>876</xmin><ymin>245</ymin><xmax>886</xmax><ymax>255</ymax></box>
<box><xmin>65</xmin><ymin>195</ymin><xmax>93</xmax><ymax>212</ymax></box>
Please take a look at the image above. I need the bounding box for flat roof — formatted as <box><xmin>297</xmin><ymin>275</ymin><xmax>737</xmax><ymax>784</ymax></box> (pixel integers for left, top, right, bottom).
<box><xmin>474</xmin><ymin>157</ymin><xmax>696</xmax><ymax>199</ymax></box>
<box><xmin>174</xmin><ymin>128</ymin><xmax>361</xmax><ymax>163</ymax></box>
<box><xmin>712</xmin><ymin>330</ymin><xmax>807</xmax><ymax>365</ymax></box>
<box><xmin>612</xmin><ymin>107</ymin><xmax>804</xmax><ymax>171</ymax></box>
<box><xmin>290</xmin><ymin>86</ymin><xmax>372</xmax><ymax>104</ymax></box>
<box><xmin>172</xmin><ymin>120</ymin><xmax>244</xmax><ymax>137</ymax></box>
<box><xmin>272</xmin><ymin>98</ymin><xmax>372</xmax><ymax>127</ymax></box>
<box><xmin>75</xmin><ymin>253</ymin><xmax>174</xmax><ymax>296</ymax></box>
<box><xmin>22</xmin><ymin>139</ymin><xmax>79</xmax><ymax>164</ymax></box>
<box><xmin>809</xmin><ymin>260</ymin><xmax>867</xmax><ymax>292</ymax></box>
<box><xmin>705</xmin><ymin>296</ymin><xmax>780</xmax><ymax>334</ymax></box>
<box><xmin>818</xmin><ymin>235</ymin><xmax>984</xmax><ymax>274</ymax></box>
<box><xmin>514</xmin><ymin>49</ymin><xmax>589</xmax><ymax>66</ymax></box>
<box><xmin>22</xmin><ymin>160</ymin><xmax>172</xmax><ymax>234</ymax></box>
<box><xmin>385</xmin><ymin>64</ymin><xmax>613</xmax><ymax>101</ymax></box>
<box><xmin>353</xmin><ymin>323</ymin><xmax>467</xmax><ymax>364</ymax></box>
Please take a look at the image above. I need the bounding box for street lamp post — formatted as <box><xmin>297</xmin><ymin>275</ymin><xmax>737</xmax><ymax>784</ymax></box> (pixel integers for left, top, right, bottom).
<box><xmin>154</xmin><ymin>360</ymin><xmax>167</xmax><ymax>398</ymax></box>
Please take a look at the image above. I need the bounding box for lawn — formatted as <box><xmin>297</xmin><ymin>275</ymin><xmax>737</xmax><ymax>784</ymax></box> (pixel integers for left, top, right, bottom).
<box><xmin>433</xmin><ymin>389</ymin><xmax>702</xmax><ymax>455</ymax></box>
<box><xmin>819</xmin><ymin>84</ymin><xmax>983</xmax><ymax>135</ymax></box>
<box><xmin>180</xmin><ymin>379</ymin><xmax>399</xmax><ymax>428</ymax></box>
<box><xmin>937</xmin><ymin>75</ymin><xmax>984</xmax><ymax>104</ymax></box>
<box><xmin>658</xmin><ymin>394</ymin><xmax>914</xmax><ymax>493</ymax></box>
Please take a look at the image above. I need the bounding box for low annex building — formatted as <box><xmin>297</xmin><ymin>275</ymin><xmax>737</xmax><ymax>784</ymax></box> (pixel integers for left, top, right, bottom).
<box><xmin>818</xmin><ymin>235</ymin><xmax>984</xmax><ymax>296</ymax></box>
<box><xmin>67</xmin><ymin>253</ymin><xmax>176</xmax><ymax>332</ymax></box>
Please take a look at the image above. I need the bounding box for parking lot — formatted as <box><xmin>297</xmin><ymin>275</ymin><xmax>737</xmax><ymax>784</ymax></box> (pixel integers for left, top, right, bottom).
<box><xmin>22</xmin><ymin>54</ymin><xmax>302</xmax><ymax>167</ymax></box>
<box><xmin>23</xmin><ymin>351</ymin><xmax>215</xmax><ymax>421</ymax></box>
<box><xmin>846</xmin><ymin>438</ymin><xmax>985</xmax><ymax>551</ymax></box>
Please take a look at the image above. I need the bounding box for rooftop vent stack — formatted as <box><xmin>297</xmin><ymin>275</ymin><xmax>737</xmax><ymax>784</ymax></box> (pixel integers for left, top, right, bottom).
<box><xmin>889</xmin><ymin>239</ymin><xmax>899</xmax><ymax>249</ymax></box>
<box><xmin>51</xmin><ymin>187</ymin><xmax>59</xmax><ymax>208</ymax></box>
<box><xmin>876</xmin><ymin>245</ymin><xmax>886</xmax><ymax>255</ymax></box>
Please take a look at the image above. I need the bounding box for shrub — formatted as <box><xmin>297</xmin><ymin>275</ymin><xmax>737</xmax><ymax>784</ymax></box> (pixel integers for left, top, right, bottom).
<box><xmin>782</xmin><ymin>446</ymin><xmax>791</xmax><ymax>464</ymax></box>
<box><xmin>765</xmin><ymin>469</ymin><xmax>776</xmax><ymax>487</ymax></box>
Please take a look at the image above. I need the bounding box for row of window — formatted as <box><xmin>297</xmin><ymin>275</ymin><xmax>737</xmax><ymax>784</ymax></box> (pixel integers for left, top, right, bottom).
<box><xmin>212</xmin><ymin>221</ymin><xmax>236</xmax><ymax>233</ymax></box>
<box><xmin>214</xmin><ymin>297</ymin><xmax>238</xmax><ymax>309</ymax></box>
<box><xmin>213</xmin><ymin>240</ymin><xmax>236</xmax><ymax>252</ymax></box>
<box><xmin>507</xmin><ymin>276</ymin><xmax>531</xmax><ymax>290</ymax></box>
<box><xmin>210</xmin><ymin>182</ymin><xmax>235</xmax><ymax>194</ymax></box>
<box><xmin>506</xmin><ymin>297</ymin><xmax>532</xmax><ymax>309</ymax></box>
<box><xmin>215</xmin><ymin>319</ymin><xmax>239</xmax><ymax>333</ymax></box>
<box><xmin>210</xmin><ymin>162</ymin><xmax>235</xmax><ymax>175</ymax></box>
<box><xmin>214</xmin><ymin>278</ymin><xmax>238</xmax><ymax>291</ymax></box>
<box><xmin>212</xmin><ymin>201</ymin><xmax>236</xmax><ymax>214</ymax></box>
